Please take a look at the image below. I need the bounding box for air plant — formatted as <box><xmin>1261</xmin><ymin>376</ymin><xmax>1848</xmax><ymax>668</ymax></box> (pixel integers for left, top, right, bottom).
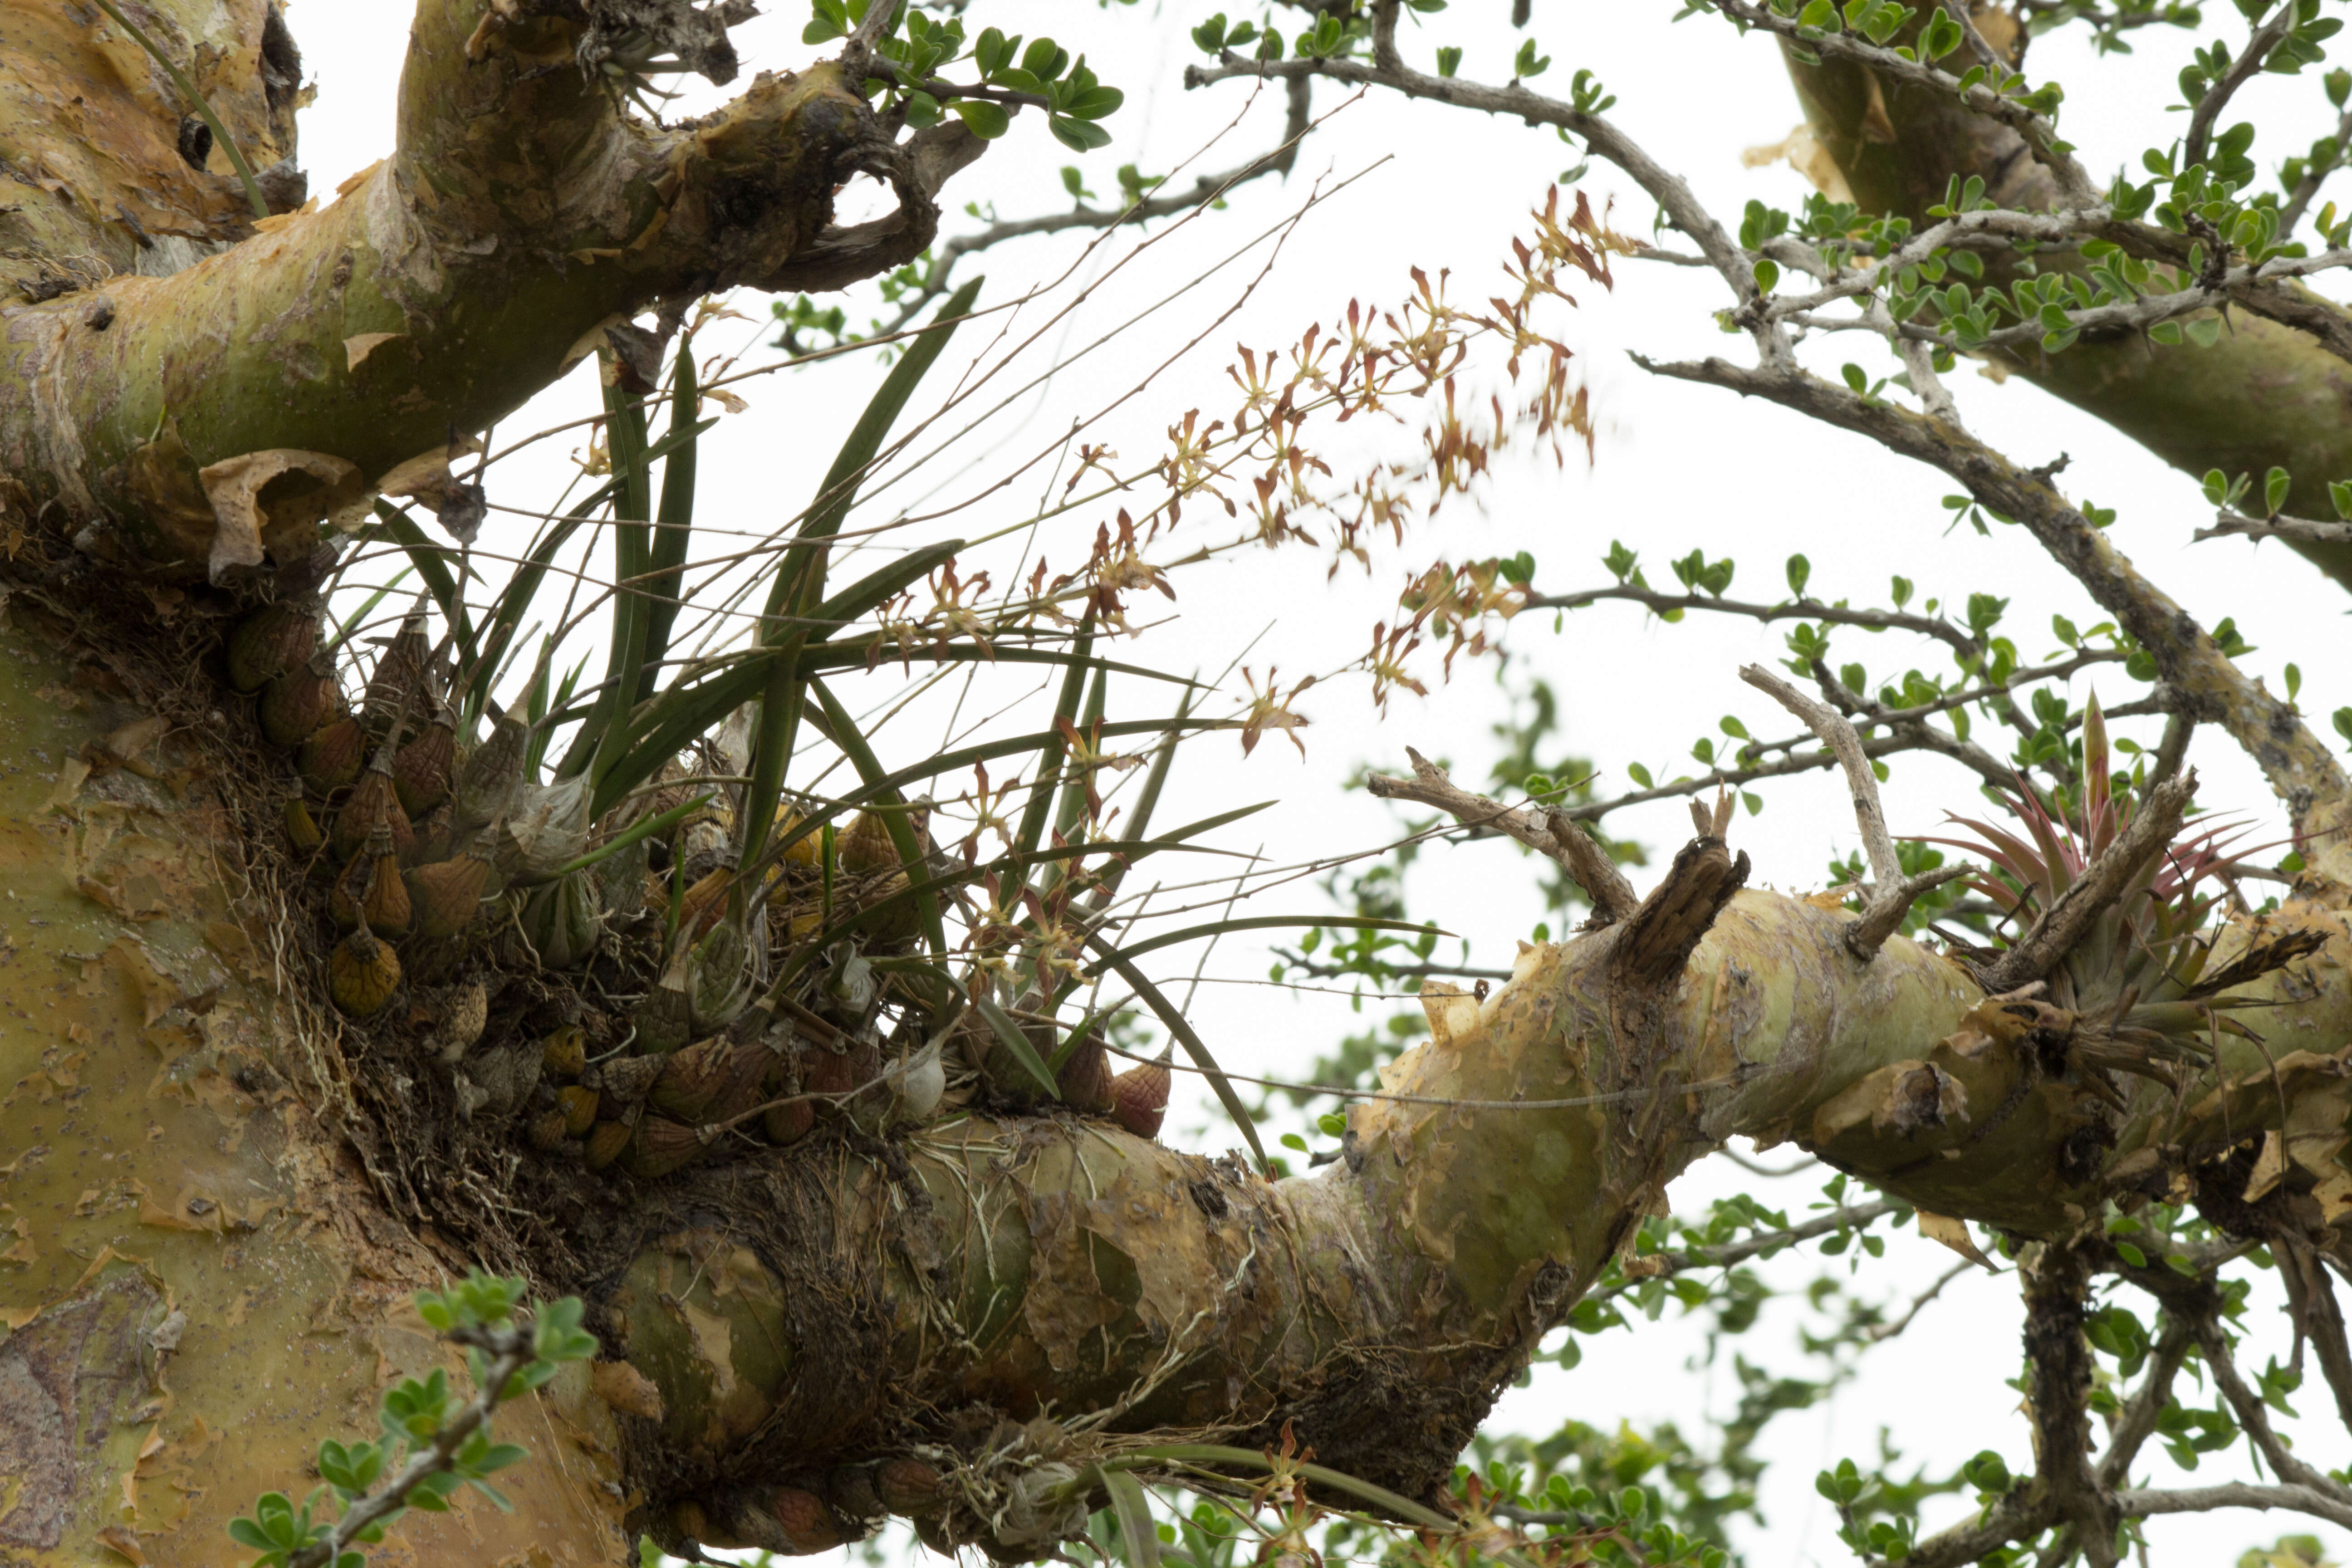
<box><xmin>273</xmin><ymin>278</ymin><xmax>1425</xmax><ymax>1181</ymax></box>
<box><xmin>1924</xmin><ymin>696</ymin><xmax>2321</xmax><ymax>1088</ymax></box>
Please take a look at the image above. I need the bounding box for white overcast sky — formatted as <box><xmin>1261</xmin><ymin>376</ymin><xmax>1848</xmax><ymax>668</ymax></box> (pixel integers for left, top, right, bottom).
<box><xmin>285</xmin><ymin>2</ymin><xmax>2352</xmax><ymax>1563</ymax></box>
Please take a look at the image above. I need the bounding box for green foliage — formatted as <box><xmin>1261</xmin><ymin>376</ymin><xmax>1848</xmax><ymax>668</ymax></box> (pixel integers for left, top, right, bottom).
<box><xmin>226</xmin><ymin>1274</ymin><xmax>596</xmax><ymax>1568</ymax></box>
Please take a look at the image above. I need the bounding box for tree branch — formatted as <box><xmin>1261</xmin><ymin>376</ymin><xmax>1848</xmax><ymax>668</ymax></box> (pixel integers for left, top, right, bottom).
<box><xmin>288</xmin><ymin>1322</ymin><xmax>538</xmax><ymax>1568</ymax></box>
<box><xmin>1772</xmin><ymin>5</ymin><xmax>2352</xmax><ymax>597</ymax></box>
<box><xmin>865</xmin><ymin>74</ymin><xmax>1318</xmax><ymax>339</ymax></box>
<box><xmin>1591</xmin><ymin>1198</ymin><xmax>1905</xmax><ymax>1307</ymax></box>
<box><xmin>2181</xmin><ymin>1</ymin><xmax>2299</xmax><ymax>171</ymax></box>
<box><xmin>5</xmin><ymin>1</ymin><xmax>980</xmax><ymax>572</ymax></box>
<box><xmin>2117</xmin><ymin>1482</ymin><xmax>2352</xmax><ymax>1532</ymax></box>
<box><xmin>2198</xmin><ymin>508</ymin><xmax>2352</xmax><ymax>549</ymax></box>
<box><xmin>1633</xmin><ymin>353</ymin><xmax>2352</xmax><ymax>878</ymax></box>
<box><xmin>1181</xmin><ymin>46</ymin><xmax>1790</xmax><ymax>369</ymax></box>
<box><xmin>1713</xmin><ymin>0</ymin><xmax>2098</xmax><ymax>204</ymax></box>
<box><xmin>1364</xmin><ymin>746</ymin><xmax>1641</xmax><ymax>922</ymax></box>
<box><xmin>2095</xmin><ymin>1312</ymin><xmax>2194</xmax><ymax>1489</ymax></box>
<box><xmin>2194</xmin><ymin>1315</ymin><xmax>2352</xmax><ymax>1503</ymax></box>
<box><xmin>1741</xmin><ymin>663</ymin><xmax>1965</xmax><ymax>958</ymax></box>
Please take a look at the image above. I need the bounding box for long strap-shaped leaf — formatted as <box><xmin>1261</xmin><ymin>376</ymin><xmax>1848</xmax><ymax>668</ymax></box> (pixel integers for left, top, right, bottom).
<box><xmin>370</xmin><ymin>502</ymin><xmax>470</xmax><ymax>648</ymax></box>
<box><xmin>740</xmin><ymin>279</ymin><xmax>985</xmax><ymax>868</ymax></box>
<box><xmin>557</xmin><ymin>362</ymin><xmax>657</xmax><ymax>781</ymax></box>
<box><xmin>811</xmin><ymin>676</ymin><xmax>948</xmax><ymax>960</ymax></box>
<box><xmin>590</xmin><ymin>535</ymin><xmax>970</xmax><ymax>814</ymax></box>
<box><xmin>1111</xmin><ymin>1446</ymin><xmax>1465</xmax><ymax>1533</ymax></box>
<box><xmin>461</xmin><ymin>416</ymin><xmax>716</xmax><ymax>725</ymax></box>
<box><xmin>1118</xmin><ymin>1446</ymin><xmax>1546</xmax><ymax>1568</ymax></box>
<box><xmin>1085</xmin><ymin>939</ymin><xmax>1270</xmax><ymax>1175</ymax></box>
<box><xmin>1035</xmin><ymin>662</ymin><xmax>1109</xmax><ymax>907</ymax></box>
<box><xmin>597</xmin><ymin>645</ymin><xmax>1204</xmax><ymax>818</ymax></box>
<box><xmin>1014</xmin><ymin>610</ymin><xmax>1095</xmax><ymax>873</ymax></box>
<box><xmin>638</xmin><ymin>345</ymin><xmax>700</xmax><ymax>706</ymax></box>
<box><xmin>1096</xmin><ymin>1468</ymin><xmax>1161</xmax><ymax>1568</ymax></box>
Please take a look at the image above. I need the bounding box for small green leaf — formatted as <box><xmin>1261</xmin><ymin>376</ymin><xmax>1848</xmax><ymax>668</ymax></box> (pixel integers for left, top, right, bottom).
<box><xmin>1049</xmin><ymin>114</ymin><xmax>1113</xmax><ymax>152</ymax></box>
<box><xmin>954</xmin><ymin>98</ymin><xmax>1010</xmax><ymax>138</ymax></box>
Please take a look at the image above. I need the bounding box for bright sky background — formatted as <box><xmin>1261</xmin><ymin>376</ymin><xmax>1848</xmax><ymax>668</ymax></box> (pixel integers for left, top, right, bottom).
<box><xmin>284</xmin><ymin>1</ymin><xmax>2352</xmax><ymax>1563</ymax></box>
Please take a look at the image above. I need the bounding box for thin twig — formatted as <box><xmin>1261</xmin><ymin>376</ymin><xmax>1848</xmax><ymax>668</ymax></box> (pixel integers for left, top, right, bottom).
<box><xmin>1362</xmin><ymin>746</ymin><xmax>1640</xmax><ymax>920</ymax></box>
<box><xmin>2096</xmin><ymin>1313</ymin><xmax>2194</xmax><ymax>1487</ymax></box>
<box><xmin>287</xmin><ymin>1324</ymin><xmax>538</xmax><ymax>1568</ymax></box>
<box><xmin>2194</xmin><ymin>1315</ymin><xmax>2352</xmax><ymax>1503</ymax></box>
<box><xmin>1862</xmin><ymin>1257</ymin><xmax>1977</xmax><ymax>1344</ymax></box>
<box><xmin>1588</xmin><ymin>1200</ymin><xmax>1905</xmax><ymax>1308</ymax></box>
<box><xmin>2117</xmin><ymin>1482</ymin><xmax>2352</xmax><ymax>1532</ymax></box>
<box><xmin>2199</xmin><ymin>507</ymin><xmax>2352</xmax><ymax>549</ymax></box>
<box><xmin>2183</xmin><ymin>0</ymin><xmax>2299</xmax><ymax>170</ymax></box>
<box><xmin>1741</xmin><ymin>664</ymin><xmax>1966</xmax><ymax>958</ymax></box>
<box><xmin>1100</xmin><ymin>1038</ymin><xmax>1762</xmax><ymax>1112</ymax></box>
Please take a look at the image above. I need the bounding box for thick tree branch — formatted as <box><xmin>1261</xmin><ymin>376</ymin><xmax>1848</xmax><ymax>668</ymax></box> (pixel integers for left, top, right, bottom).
<box><xmin>0</xmin><ymin>0</ymin><xmax>980</xmax><ymax>573</ymax></box>
<box><xmin>2022</xmin><ymin>1240</ymin><xmax>2117</xmax><ymax>1568</ymax></box>
<box><xmin>1774</xmin><ymin>15</ymin><xmax>2352</xmax><ymax>593</ymax></box>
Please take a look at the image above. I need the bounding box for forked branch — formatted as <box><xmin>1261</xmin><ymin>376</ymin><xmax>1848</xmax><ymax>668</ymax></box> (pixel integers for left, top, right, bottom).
<box><xmin>1740</xmin><ymin>663</ymin><xmax>1965</xmax><ymax>959</ymax></box>
<box><xmin>1365</xmin><ymin>747</ymin><xmax>1640</xmax><ymax>922</ymax></box>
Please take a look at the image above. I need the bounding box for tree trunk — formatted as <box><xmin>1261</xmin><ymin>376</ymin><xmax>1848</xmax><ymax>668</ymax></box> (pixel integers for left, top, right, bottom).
<box><xmin>7</xmin><ymin>5</ymin><xmax>2352</xmax><ymax>1566</ymax></box>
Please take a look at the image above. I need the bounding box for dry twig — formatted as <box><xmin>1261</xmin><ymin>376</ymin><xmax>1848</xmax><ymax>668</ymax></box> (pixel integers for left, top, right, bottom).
<box><xmin>1365</xmin><ymin>746</ymin><xmax>1641</xmax><ymax>922</ymax></box>
<box><xmin>1740</xmin><ymin>664</ymin><xmax>1966</xmax><ymax>958</ymax></box>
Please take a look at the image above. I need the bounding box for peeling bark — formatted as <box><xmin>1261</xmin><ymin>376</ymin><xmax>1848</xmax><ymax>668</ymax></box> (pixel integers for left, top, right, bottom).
<box><xmin>0</xmin><ymin>610</ymin><xmax>630</xmax><ymax>1566</ymax></box>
